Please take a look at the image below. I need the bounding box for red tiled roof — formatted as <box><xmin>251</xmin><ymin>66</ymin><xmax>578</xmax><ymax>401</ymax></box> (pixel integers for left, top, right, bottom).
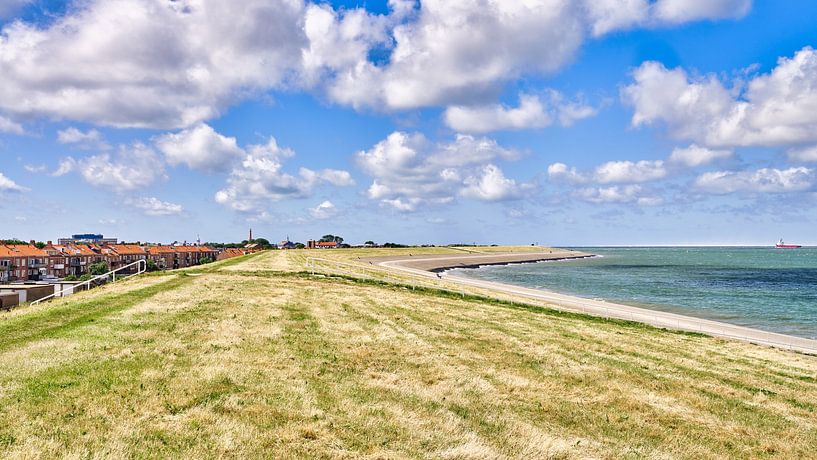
<box><xmin>1</xmin><ymin>244</ymin><xmax>48</xmax><ymax>257</ymax></box>
<box><xmin>110</xmin><ymin>244</ymin><xmax>146</xmax><ymax>255</ymax></box>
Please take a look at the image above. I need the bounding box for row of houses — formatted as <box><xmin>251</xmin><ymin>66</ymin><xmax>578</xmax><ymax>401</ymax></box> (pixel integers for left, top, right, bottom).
<box><xmin>0</xmin><ymin>241</ymin><xmax>219</xmax><ymax>282</ymax></box>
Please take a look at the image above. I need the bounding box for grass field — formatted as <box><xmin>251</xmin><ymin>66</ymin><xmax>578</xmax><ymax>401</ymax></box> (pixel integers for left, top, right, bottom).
<box><xmin>1</xmin><ymin>249</ymin><xmax>816</xmax><ymax>458</ymax></box>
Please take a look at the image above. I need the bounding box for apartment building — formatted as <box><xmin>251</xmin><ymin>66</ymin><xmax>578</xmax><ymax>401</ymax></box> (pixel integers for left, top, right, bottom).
<box><xmin>107</xmin><ymin>244</ymin><xmax>148</xmax><ymax>273</ymax></box>
<box><xmin>0</xmin><ymin>243</ymin><xmax>49</xmax><ymax>281</ymax></box>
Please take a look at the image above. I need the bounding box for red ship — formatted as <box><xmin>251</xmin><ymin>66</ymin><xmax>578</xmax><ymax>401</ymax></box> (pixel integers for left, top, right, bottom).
<box><xmin>775</xmin><ymin>238</ymin><xmax>802</xmax><ymax>249</ymax></box>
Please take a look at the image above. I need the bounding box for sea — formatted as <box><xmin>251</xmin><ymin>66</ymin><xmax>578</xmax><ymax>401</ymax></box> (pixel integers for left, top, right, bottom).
<box><xmin>448</xmin><ymin>247</ymin><xmax>817</xmax><ymax>340</ymax></box>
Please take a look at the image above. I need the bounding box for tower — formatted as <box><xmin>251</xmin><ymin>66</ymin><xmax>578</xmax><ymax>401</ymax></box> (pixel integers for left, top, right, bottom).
<box><xmin>249</xmin><ymin>228</ymin><xmax>253</xmax><ymax>242</ymax></box>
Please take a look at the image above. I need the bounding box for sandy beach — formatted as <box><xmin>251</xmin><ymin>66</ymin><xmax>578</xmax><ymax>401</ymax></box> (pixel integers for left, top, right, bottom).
<box><xmin>374</xmin><ymin>251</ymin><xmax>817</xmax><ymax>355</ymax></box>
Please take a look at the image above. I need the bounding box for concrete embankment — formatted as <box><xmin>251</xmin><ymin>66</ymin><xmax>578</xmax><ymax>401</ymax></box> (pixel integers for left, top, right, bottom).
<box><xmin>363</xmin><ymin>250</ymin><xmax>593</xmax><ymax>272</ymax></box>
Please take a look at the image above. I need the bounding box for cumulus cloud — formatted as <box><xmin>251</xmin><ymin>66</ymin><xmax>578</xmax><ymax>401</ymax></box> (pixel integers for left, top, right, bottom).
<box><xmin>0</xmin><ymin>172</ymin><xmax>26</xmax><ymax>192</ymax></box>
<box><xmin>623</xmin><ymin>47</ymin><xmax>817</xmax><ymax>148</ymax></box>
<box><xmin>355</xmin><ymin>132</ymin><xmax>526</xmax><ymax>211</ymax></box>
<box><xmin>55</xmin><ymin>143</ymin><xmax>166</xmax><ymax>192</ymax></box>
<box><xmin>583</xmin><ymin>0</ymin><xmax>751</xmax><ymax>36</ymax></box>
<box><xmin>547</xmin><ymin>163</ymin><xmax>588</xmax><ymax>184</ymax></box>
<box><xmin>694</xmin><ymin>167</ymin><xmax>815</xmax><ymax>194</ymax></box>
<box><xmin>549</xmin><ymin>159</ymin><xmax>667</xmax><ymax>184</ymax></box>
<box><xmin>127</xmin><ymin>196</ymin><xmax>184</xmax><ymax>216</ymax></box>
<box><xmin>57</xmin><ymin>127</ymin><xmax>110</xmax><ymax>150</ymax></box>
<box><xmin>594</xmin><ymin>160</ymin><xmax>667</xmax><ymax>183</ymax></box>
<box><xmin>214</xmin><ymin>137</ymin><xmax>353</xmax><ymax>213</ymax></box>
<box><xmin>327</xmin><ymin>0</ymin><xmax>753</xmax><ymax>110</ymax></box>
<box><xmin>668</xmin><ymin>144</ymin><xmax>733</xmax><ymax>167</ymax></box>
<box><xmin>308</xmin><ymin>200</ymin><xmax>337</xmax><ymax>219</ymax></box>
<box><xmin>651</xmin><ymin>0</ymin><xmax>752</xmax><ymax>24</ymax></box>
<box><xmin>443</xmin><ymin>91</ymin><xmax>597</xmax><ymax>133</ymax></box>
<box><xmin>0</xmin><ymin>0</ymin><xmax>307</xmax><ymax>128</ymax></box>
<box><xmin>461</xmin><ymin>165</ymin><xmax>528</xmax><ymax>201</ymax></box>
<box><xmin>154</xmin><ymin>123</ymin><xmax>243</xmax><ymax>173</ymax></box>
<box><xmin>0</xmin><ymin>0</ymin><xmax>755</xmax><ymax>127</ymax></box>
<box><xmin>576</xmin><ymin>185</ymin><xmax>661</xmax><ymax>205</ymax></box>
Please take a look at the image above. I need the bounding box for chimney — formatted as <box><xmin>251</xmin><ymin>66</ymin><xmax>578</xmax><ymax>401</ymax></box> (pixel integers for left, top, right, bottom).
<box><xmin>30</xmin><ymin>240</ymin><xmax>35</xmax><ymax>246</ymax></box>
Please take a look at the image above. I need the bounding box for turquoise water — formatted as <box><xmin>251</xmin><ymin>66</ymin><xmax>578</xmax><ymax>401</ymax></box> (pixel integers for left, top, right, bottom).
<box><xmin>449</xmin><ymin>247</ymin><xmax>817</xmax><ymax>339</ymax></box>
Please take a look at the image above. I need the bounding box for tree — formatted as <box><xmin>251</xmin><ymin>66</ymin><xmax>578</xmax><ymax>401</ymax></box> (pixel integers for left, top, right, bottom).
<box><xmin>199</xmin><ymin>257</ymin><xmax>214</xmax><ymax>265</ymax></box>
<box><xmin>320</xmin><ymin>234</ymin><xmax>344</xmax><ymax>244</ymax></box>
<box><xmin>79</xmin><ymin>274</ymin><xmax>93</xmax><ymax>282</ymax></box>
<box><xmin>364</xmin><ymin>240</ymin><xmax>375</xmax><ymax>246</ymax></box>
<box><xmin>294</xmin><ymin>243</ymin><xmax>305</xmax><ymax>249</ymax></box>
<box><xmin>146</xmin><ymin>259</ymin><xmax>159</xmax><ymax>272</ymax></box>
<box><xmin>253</xmin><ymin>238</ymin><xmax>271</xmax><ymax>248</ymax></box>
<box><xmin>34</xmin><ymin>241</ymin><xmax>46</xmax><ymax>249</ymax></box>
<box><xmin>64</xmin><ymin>275</ymin><xmax>78</xmax><ymax>281</ymax></box>
<box><xmin>89</xmin><ymin>261</ymin><xmax>109</xmax><ymax>276</ymax></box>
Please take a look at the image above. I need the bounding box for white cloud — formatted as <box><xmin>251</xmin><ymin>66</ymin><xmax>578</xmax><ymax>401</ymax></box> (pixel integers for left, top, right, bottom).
<box><xmin>0</xmin><ymin>0</ymin><xmax>307</xmax><ymax>129</ymax></box>
<box><xmin>575</xmin><ymin>184</ymin><xmax>661</xmax><ymax>205</ymax></box>
<box><xmin>356</xmin><ymin>132</ymin><xmax>525</xmax><ymax>211</ymax></box>
<box><xmin>623</xmin><ymin>47</ymin><xmax>817</xmax><ymax>148</ymax></box>
<box><xmin>652</xmin><ymin>0</ymin><xmax>751</xmax><ymax>24</ymax></box>
<box><xmin>57</xmin><ymin>127</ymin><xmax>110</xmax><ymax>150</ymax></box>
<box><xmin>461</xmin><ymin>165</ymin><xmax>527</xmax><ymax>201</ymax></box>
<box><xmin>154</xmin><ymin>123</ymin><xmax>243</xmax><ymax>173</ymax></box>
<box><xmin>443</xmin><ymin>91</ymin><xmax>597</xmax><ymax>133</ymax></box>
<box><xmin>583</xmin><ymin>0</ymin><xmax>751</xmax><ymax>36</ymax></box>
<box><xmin>668</xmin><ymin>144</ymin><xmax>733</xmax><ymax>168</ymax></box>
<box><xmin>332</xmin><ymin>1</ymin><xmax>587</xmax><ymax>110</ymax></box>
<box><xmin>214</xmin><ymin>137</ymin><xmax>352</xmax><ymax>213</ymax></box>
<box><xmin>0</xmin><ymin>115</ymin><xmax>24</xmax><ymax>135</ymax></box>
<box><xmin>0</xmin><ymin>0</ymin><xmax>755</xmax><ymax>128</ymax></box>
<box><xmin>547</xmin><ymin>162</ymin><xmax>588</xmax><ymax>184</ymax></box>
<box><xmin>308</xmin><ymin>200</ymin><xmax>337</xmax><ymax>219</ymax></box>
<box><xmin>594</xmin><ymin>160</ymin><xmax>667</xmax><ymax>184</ymax></box>
<box><xmin>787</xmin><ymin>145</ymin><xmax>817</xmax><ymax>163</ymax></box>
<box><xmin>57</xmin><ymin>143</ymin><xmax>166</xmax><ymax>192</ymax></box>
<box><xmin>127</xmin><ymin>197</ymin><xmax>184</xmax><ymax>216</ymax></box>
<box><xmin>0</xmin><ymin>172</ymin><xmax>26</xmax><ymax>192</ymax></box>
<box><xmin>694</xmin><ymin>167</ymin><xmax>815</xmax><ymax>194</ymax></box>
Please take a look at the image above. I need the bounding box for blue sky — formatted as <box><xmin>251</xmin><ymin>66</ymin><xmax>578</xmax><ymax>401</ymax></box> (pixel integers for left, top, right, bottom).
<box><xmin>1</xmin><ymin>0</ymin><xmax>817</xmax><ymax>245</ymax></box>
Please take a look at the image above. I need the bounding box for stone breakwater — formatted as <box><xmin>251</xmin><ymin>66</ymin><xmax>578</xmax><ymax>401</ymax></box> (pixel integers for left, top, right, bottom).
<box><xmin>364</xmin><ymin>250</ymin><xmax>594</xmax><ymax>273</ymax></box>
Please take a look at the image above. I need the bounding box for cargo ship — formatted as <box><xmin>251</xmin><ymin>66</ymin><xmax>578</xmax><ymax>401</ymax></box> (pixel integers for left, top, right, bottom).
<box><xmin>775</xmin><ymin>238</ymin><xmax>802</xmax><ymax>249</ymax></box>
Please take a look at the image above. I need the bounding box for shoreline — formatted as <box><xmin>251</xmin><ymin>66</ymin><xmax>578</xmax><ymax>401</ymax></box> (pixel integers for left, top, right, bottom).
<box><xmin>363</xmin><ymin>250</ymin><xmax>594</xmax><ymax>273</ymax></box>
<box><xmin>375</xmin><ymin>251</ymin><xmax>817</xmax><ymax>355</ymax></box>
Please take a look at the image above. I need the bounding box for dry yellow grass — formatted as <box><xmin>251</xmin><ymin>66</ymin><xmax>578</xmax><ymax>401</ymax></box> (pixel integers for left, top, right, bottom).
<box><xmin>0</xmin><ymin>250</ymin><xmax>815</xmax><ymax>458</ymax></box>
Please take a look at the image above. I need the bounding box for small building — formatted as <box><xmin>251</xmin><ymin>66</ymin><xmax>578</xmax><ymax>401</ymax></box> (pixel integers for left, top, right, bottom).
<box><xmin>279</xmin><ymin>240</ymin><xmax>297</xmax><ymax>250</ymax></box>
<box><xmin>0</xmin><ymin>284</ymin><xmax>54</xmax><ymax>303</ymax></box>
<box><xmin>218</xmin><ymin>248</ymin><xmax>248</xmax><ymax>260</ymax></box>
<box><xmin>0</xmin><ymin>292</ymin><xmax>18</xmax><ymax>310</ymax></box>
<box><xmin>315</xmin><ymin>241</ymin><xmax>339</xmax><ymax>249</ymax></box>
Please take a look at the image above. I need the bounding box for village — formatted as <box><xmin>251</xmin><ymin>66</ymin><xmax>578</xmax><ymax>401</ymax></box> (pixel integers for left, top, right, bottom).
<box><xmin>0</xmin><ymin>230</ymin><xmax>351</xmax><ymax>284</ymax></box>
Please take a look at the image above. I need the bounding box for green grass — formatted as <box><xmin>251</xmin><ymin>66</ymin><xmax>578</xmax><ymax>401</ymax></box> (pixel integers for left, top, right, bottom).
<box><xmin>0</xmin><ymin>249</ymin><xmax>816</xmax><ymax>458</ymax></box>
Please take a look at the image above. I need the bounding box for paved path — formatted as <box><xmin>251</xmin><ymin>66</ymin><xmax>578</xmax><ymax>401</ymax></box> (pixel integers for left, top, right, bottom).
<box><xmin>378</xmin><ymin>255</ymin><xmax>817</xmax><ymax>355</ymax></box>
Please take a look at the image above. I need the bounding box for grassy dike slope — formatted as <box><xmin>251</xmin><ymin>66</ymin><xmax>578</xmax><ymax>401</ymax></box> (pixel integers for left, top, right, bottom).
<box><xmin>1</xmin><ymin>250</ymin><xmax>817</xmax><ymax>458</ymax></box>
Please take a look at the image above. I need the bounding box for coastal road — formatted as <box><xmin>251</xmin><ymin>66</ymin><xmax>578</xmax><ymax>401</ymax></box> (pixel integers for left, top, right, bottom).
<box><xmin>375</xmin><ymin>253</ymin><xmax>817</xmax><ymax>355</ymax></box>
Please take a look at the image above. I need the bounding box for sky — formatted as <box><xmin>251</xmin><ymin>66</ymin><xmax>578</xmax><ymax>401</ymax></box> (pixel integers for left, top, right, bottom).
<box><xmin>1</xmin><ymin>0</ymin><xmax>817</xmax><ymax>246</ymax></box>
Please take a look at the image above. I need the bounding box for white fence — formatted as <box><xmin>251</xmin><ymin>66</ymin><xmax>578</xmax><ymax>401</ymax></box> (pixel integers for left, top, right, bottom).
<box><xmin>30</xmin><ymin>259</ymin><xmax>148</xmax><ymax>306</ymax></box>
